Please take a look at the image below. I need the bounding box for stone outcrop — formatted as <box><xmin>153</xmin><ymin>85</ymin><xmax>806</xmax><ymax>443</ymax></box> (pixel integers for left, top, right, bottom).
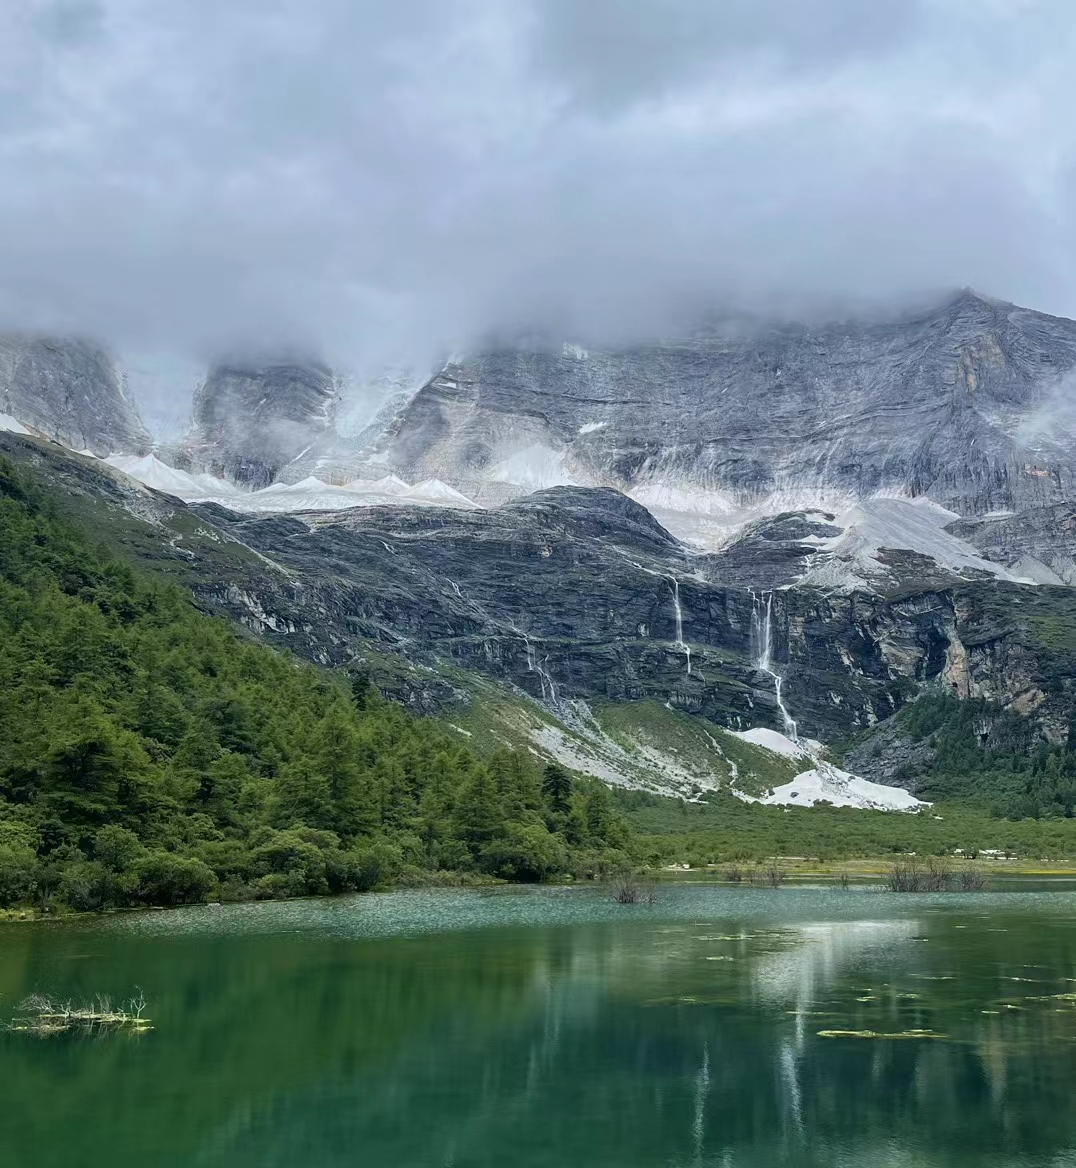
<box><xmin>947</xmin><ymin>505</ymin><xmax>1076</xmax><ymax>584</ymax></box>
<box><xmin>171</xmin><ymin>484</ymin><xmax>1076</xmax><ymax>745</ymax></box>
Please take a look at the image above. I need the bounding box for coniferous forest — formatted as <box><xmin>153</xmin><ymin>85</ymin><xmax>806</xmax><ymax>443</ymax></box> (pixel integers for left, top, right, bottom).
<box><xmin>0</xmin><ymin>458</ymin><xmax>630</xmax><ymax>911</ymax></box>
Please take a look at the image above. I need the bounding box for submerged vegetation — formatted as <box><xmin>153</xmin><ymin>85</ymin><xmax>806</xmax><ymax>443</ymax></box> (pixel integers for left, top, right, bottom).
<box><xmin>0</xmin><ymin>458</ymin><xmax>629</xmax><ymax>911</ymax></box>
<box><xmin>611</xmin><ymin>873</ymin><xmax>657</xmax><ymax>904</ymax></box>
<box><xmin>9</xmin><ymin>991</ymin><xmax>151</xmax><ymax>1036</ymax></box>
<box><xmin>885</xmin><ymin>858</ymin><xmax>987</xmax><ymax>893</ymax></box>
<box><xmin>817</xmin><ymin>1029</ymin><xmax>947</xmax><ymax>1041</ymax></box>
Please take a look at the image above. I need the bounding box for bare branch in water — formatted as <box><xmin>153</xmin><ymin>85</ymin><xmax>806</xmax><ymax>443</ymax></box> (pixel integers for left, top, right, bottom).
<box><xmin>8</xmin><ymin>992</ymin><xmax>153</xmax><ymax>1036</ymax></box>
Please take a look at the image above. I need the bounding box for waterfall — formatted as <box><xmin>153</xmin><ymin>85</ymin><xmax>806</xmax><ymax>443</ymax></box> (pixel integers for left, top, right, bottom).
<box><xmin>522</xmin><ymin>634</ymin><xmax>558</xmax><ymax>702</ymax></box>
<box><xmin>538</xmin><ymin>656</ymin><xmax>558</xmax><ymax>703</ymax></box>
<box><xmin>669</xmin><ymin>578</ymin><xmax>692</xmax><ymax>676</ymax></box>
<box><xmin>751</xmin><ymin>590</ymin><xmax>798</xmax><ymax>740</ymax></box>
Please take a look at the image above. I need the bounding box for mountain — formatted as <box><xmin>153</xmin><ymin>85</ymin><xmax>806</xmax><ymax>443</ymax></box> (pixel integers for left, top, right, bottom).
<box><xmin>371</xmin><ymin>291</ymin><xmax>1076</xmax><ymax>542</ymax></box>
<box><xmin>0</xmin><ymin>449</ymin><xmax>636</xmax><ymax>910</ymax></box>
<box><xmin>184</xmin><ymin>359</ymin><xmax>339</xmax><ymax>488</ymax></box>
<box><xmin>6</xmin><ymin>290</ymin><xmax>1076</xmax><ymax>814</ymax></box>
<box><xmin>0</xmin><ymin>335</ymin><xmax>150</xmax><ymax>455</ymax></box>
<box><xmin>6</xmin><ymin>423</ymin><xmax>1076</xmax><ymax>819</ymax></box>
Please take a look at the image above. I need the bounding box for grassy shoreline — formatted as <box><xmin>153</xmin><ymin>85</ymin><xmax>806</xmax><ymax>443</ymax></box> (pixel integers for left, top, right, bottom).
<box><xmin>6</xmin><ymin>860</ymin><xmax>1076</xmax><ymax>924</ymax></box>
<box><xmin>653</xmin><ymin>857</ymin><xmax>1076</xmax><ymax>880</ymax></box>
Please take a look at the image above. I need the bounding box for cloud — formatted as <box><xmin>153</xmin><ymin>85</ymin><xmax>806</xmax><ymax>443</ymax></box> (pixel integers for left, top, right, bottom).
<box><xmin>0</xmin><ymin>0</ymin><xmax>1074</xmax><ymax>389</ymax></box>
<box><xmin>529</xmin><ymin>0</ymin><xmax>923</xmax><ymax>110</ymax></box>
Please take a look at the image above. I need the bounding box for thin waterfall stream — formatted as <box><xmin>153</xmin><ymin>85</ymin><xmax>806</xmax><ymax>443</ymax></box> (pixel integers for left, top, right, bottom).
<box><xmin>523</xmin><ymin>633</ymin><xmax>558</xmax><ymax>702</ymax></box>
<box><xmin>750</xmin><ymin>590</ymin><xmax>798</xmax><ymax>741</ymax></box>
<box><xmin>669</xmin><ymin>578</ymin><xmax>692</xmax><ymax>676</ymax></box>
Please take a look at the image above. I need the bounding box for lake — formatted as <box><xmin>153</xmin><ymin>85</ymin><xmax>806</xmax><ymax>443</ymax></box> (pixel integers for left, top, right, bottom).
<box><xmin>4</xmin><ymin>884</ymin><xmax>1076</xmax><ymax>1167</ymax></box>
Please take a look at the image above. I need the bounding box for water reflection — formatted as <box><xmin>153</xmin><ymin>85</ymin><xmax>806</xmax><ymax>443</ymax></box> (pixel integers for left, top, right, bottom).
<box><xmin>752</xmin><ymin>920</ymin><xmax>923</xmax><ymax>1010</ymax></box>
<box><xmin>2</xmin><ymin>891</ymin><xmax>1076</xmax><ymax>1167</ymax></box>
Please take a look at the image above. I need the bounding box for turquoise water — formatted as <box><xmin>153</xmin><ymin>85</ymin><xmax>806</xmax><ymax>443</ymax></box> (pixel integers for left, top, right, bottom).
<box><xmin>4</xmin><ymin>885</ymin><xmax>1076</xmax><ymax>1166</ymax></box>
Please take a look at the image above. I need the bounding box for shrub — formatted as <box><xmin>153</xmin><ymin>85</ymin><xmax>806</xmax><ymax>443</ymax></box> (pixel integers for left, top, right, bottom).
<box><xmin>482</xmin><ymin>822</ymin><xmax>567</xmax><ymax>883</ymax></box>
<box><xmin>612</xmin><ymin>874</ymin><xmax>657</xmax><ymax>904</ymax></box>
<box><xmin>248</xmin><ymin>831</ymin><xmax>329</xmax><ymax>896</ymax></box>
<box><xmin>343</xmin><ymin>841</ymin><xmax>405</xmax><ymax>891</ymax></box>
<box><xmin>132</xmin><ymin>852</ymin><xmax>217</xmax><ymax>906</ymax></box>
<box><xmin>746</xmin><ymin>864</ymin><xmax>786</xmax><ymax>887</ymax></box>
<box><xmin>0</xmin><ymin>845</ymin><xmax>38</xmax><ymax>907</ymax></box>
<box><xmin>59</xmin><ymin>861</ymin><xmax>114</xmax><ymax>912</ymax></box>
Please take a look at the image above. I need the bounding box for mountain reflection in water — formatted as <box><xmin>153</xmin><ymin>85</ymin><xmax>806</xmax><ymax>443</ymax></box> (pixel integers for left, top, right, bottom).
<box><xmin>1</xmin><ymin>887</ymin><xmax>1075</xmax><ymax>1167</ymax></box>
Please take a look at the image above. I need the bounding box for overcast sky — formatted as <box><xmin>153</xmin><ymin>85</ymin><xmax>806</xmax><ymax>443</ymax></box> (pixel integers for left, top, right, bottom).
<box><xmin>3</xmin><ymin>0</ymin><xmax>1076</xmax><ymax>383</ymax></box>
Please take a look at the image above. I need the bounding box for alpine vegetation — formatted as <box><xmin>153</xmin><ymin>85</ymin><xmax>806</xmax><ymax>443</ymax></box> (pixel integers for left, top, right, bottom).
<box><xmin>0</xmin><ymin>458</ymin><xmax>629</xmax><ymax>911</ymax></box>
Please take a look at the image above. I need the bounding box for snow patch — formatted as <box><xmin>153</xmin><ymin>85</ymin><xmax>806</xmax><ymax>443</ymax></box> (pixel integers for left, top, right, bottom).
<box><xmin>106</xmin><ymin>453</ymin><xmax>481</xmax><ymax>513</ymax></box>
<box><xmin>1008</xmin><ymin>555</ymin><xmax>1065</xmax><ymax>585</ymax></box>
<box><xmin>799</xmin><ymin>496</ymin><xmax>1020</xmax><ymax>589</ymax></box>
<box><xmin>731</xmin><ymin>726</ymin><xmax>926</xmax><ymax>812</ymax></box>
<box><xmin>346</xmin><ymin>474</ymin><xmax>410</xmax><ymax>495</ymax></box>
<box><xmin>489</xmin><ymin>445</ymin><xmax>579</xmax><ymax>491</ymax></box>
<box><xmin>625</xmin><ymin>478</ymin><xmax>1024</xmax><ymax>586</ymax></box>
<box><xmin>0</xmin><ymin>412</ymin><xmax>30</xmax><ymax>435</ymax></box>
<box><xmin>732</xmin><ymin>727</ymin><xmax>805</xmax><ymax>759</ymax></box>
<box><xmin>760</xmin><ymin>766</ymin><xmax>926</xmax><ymax>812</ymax></box>
<box><xmin>403</xmin><ymin>479</ymin><xmax>479</xmax><ymax>506</ymax></box>
<box><xmin>629</xmin><ymin>482</ymin><xmax>738</xmax><ymax>517</ymax></box>
<box><xmin>105</xmin><ymin>454</ymin><xmax>239</xmax><ymax>500</ymax></box>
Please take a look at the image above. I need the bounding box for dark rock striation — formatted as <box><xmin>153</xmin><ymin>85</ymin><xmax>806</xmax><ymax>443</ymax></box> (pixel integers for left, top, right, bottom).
<box><xmin>173</xmin><ymin>484</ymin><xmax>1076</xmax><ymax>748</ymax></box>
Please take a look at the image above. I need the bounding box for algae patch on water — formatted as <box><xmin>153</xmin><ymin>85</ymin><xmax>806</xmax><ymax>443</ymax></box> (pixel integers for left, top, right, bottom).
<box><xmin>818</xmin><ymin>1028</ymin><xmax>946</xmax><ymax>1040</ymax></box>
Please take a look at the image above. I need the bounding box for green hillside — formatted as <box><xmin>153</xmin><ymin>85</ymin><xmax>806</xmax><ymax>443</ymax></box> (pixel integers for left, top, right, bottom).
<box><xmin>0</xmin><ymin>457</ymin><xmax>629</xmax><ymax>911</ymax></box>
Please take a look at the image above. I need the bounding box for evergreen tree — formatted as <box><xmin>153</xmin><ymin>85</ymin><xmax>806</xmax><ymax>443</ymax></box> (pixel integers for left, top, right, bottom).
<box><xmin>350</xmin><ymin>670</ymin><xmax>374</xmax><ymax>710</ymax></box>
<box><xmin>456</xmin><ymin>768</ymin><xmax>503</xmax><ymax>854</ymax></box>
<box><xmin>542</xmin><ymin>762</ymin><xmax>573</xmax><ymax>816</ymax></box>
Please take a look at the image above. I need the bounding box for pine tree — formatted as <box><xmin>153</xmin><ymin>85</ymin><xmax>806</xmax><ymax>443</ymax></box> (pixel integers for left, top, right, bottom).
<box><xmin>350</xmin><ymin>669</ymin><xmax>374</xmax><ymax>710</ymax></box>
<box><xmin>541</xmin><ymin>762</ymin><xmax>573</xmax><ymax>816</ymax></box>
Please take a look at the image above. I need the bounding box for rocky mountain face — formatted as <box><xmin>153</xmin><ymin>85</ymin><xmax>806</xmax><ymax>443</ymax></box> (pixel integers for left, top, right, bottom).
<box><xmin>6</xmin><ymin>289</ymin><xmax>1076</xmax><ymax>797</ymax></box>
<box><xmin>948</xmin><ymin>505</ymin><xmax>1076</xmax><ymax>585</ymax></box>
<box><xmin>373</xmin><ymin>290</ymin><xmax>1076</xmax><ymax>522</ymax></box>
<box><xmin>0</xmin><ymin>336</ymin><xmax>150</xmax><ymax>455</ymax></box>
<box><xmin>184</xmin><ymin>360</ymin><xmax>338</xmax><ymax>488</ymax></box>
<box><xmin>183</xmin><ymin>486</ymin><xmax>1076</xmax><ymax>748</ymax></box>
<box><xmin>8</xmin><ymin>424</ymin><xmax>1071</xmax><ymax>772</ymax></box>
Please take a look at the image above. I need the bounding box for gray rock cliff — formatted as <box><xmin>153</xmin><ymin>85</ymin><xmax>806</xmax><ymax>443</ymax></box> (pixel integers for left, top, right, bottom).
<box><xmin>374</xmin><ymin>291</ymin><xmax>1076</xmax><ymax>520</ymax></box>
<box><xmin>185</xmin><ymin>359</ymin><xmax>338</xmax><ymax>488</ymax></box>
<box><xmin>7</xmin><ymin>429</ymin><xmax>1075</xmax><ymax>790</ymax></box>
<box><xmin>0</xmin><ymin>336</ymin><xmax>150</xmax><ymax>455</ymax></box>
